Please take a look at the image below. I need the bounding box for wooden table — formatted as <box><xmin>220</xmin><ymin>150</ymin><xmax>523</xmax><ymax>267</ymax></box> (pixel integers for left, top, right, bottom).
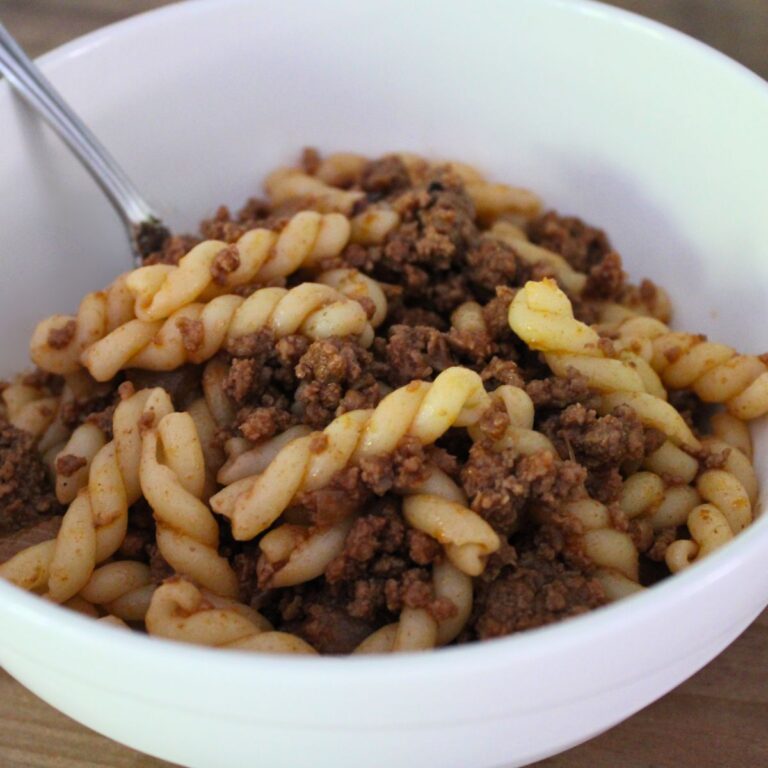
<box><xmin>1</xmin><ymin>2</ymin><xmax>766</xmax><ymax>767</ymax></box>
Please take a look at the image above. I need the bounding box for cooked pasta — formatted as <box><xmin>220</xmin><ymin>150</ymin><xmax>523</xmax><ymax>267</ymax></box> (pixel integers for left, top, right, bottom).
<box><xmin>0</xmin><ymin>148</ymin><xmax>762</xmax><ymax>656</ymax></box>
<box><xmin>145</xmin><ymin>578</ymin><xmax>315</xmax><ymax>653</ymax></box>
<box><xmin>0</xmin><ymin>387</ymin><xmax>169</xmax><ymax>602</ymax></box>
<box><xmin>30</xmin><ymin>274</ymin><xmax>134</xmax><ymax>375</ymax></box>
<box><xmin>140</xmin><ymin>411</ymin><xmax>239</xmax><ymax>597</ymax></box>
<box><xmin>128</xmin><ymin>211</ymin><xmax>352</xmax><ymax>320</ymax></box>
<box><xmin>81</xmin><ymin>283</ymin><xmax>375</xmax><ymax>381</ymax></box>
<box><xmin>210</xmin><ymin>366</ymin><xmax>490</xmax><ymax>540</ymax></box>
<box><xmin>607</xmin><ymin>315</ymin><xmax>768</xmax><ymax>419</ymax></box>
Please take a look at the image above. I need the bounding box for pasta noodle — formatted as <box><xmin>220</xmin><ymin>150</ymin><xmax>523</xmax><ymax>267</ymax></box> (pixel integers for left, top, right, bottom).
<box><xmin>1</xmin><ymin>380</ymin><xmax>60</xmax><ymax>439</ymax></box>
<box><xmin>211</xmin><ymin>366</ymin><xmax>490</xmax><ymax>540</ymax></box>
<box><xmin>29</xmin><ymin>274</ymin><xmax>134</xmax><ymax>375</ymax></box>
<box><xmin>265</xmin><ymin>168</ymin><xmax>364</xmax><ymax>214</ymax></box>
<box><xmin>607</xmin><ymin>315</ymin><xmax>768</xmax><ymax>419</ymax></box>
<box><xmin>0</xmin><ymin>387</ymin><xmax>169</xmax><ymax>601</ymax></box>
<box><xmin>127</xmin><ymin>211</ymin><xmax>352</xmax><ymax>320</ymax></box>
<box><xmin>82</xmin><ymin>283</ymin><xmax>375</xmax><ymax>381</ymax></box>
<box><xmin>145</xmin><ymin>579</ymin><xmax>315</xmax><ymax>653</ymax></box>
<box><xmin>140</xmin><ymin>411</ymin><xmax>239</xmax><ymax>597</ymax></box>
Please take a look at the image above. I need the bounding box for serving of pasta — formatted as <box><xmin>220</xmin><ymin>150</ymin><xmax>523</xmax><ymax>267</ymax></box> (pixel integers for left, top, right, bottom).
<box><xmin>0</xmin><ymin>149</ymin><xmax>763</xmax><ymax>655</ymax></box>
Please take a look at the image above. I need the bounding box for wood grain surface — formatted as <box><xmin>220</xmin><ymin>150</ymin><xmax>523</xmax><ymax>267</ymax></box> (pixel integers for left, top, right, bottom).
<box><xmin>0</xmin><ymin>2</ymin><xmax>766</xmax><ymax>767</ymax></box>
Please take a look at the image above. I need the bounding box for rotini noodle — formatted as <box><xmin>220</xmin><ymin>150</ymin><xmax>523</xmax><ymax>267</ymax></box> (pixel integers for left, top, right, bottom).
<box><xmin>607</xmin><ymin>315</ymin><xmax>768</xmax><ymax>419</ymax></box>
<box><xmin>30</xmin><ymin>274</ymin><xmax>134</xmax><ymax>375</ymax></box>
<box><xmin>211</xmin><ymin>366</ymin><xmax>490</xmax><ymax>540</ymax></box>
<box><xmin>145</xmin><ymin>578</ymin><xmax>315</xmax><ymax>653</ymax></box>
<box><xmin>265</xmin><ymin>168</ymin><xmax>364</xmax><ymax>214</ymax></box>
<box><xmin>82</xmin><ymin>283</ymin><xmax>374</xmax><ymax>381</ymax></box>
<box><xmin>127</xmin><ymin>211</ymin><xmax>352</xmax><ymax>320</ymax></box>
<box><xmin>140</xmin><ymin>411</ymin><xmax>239</xmax><ymax>597</ymax></box>
<box><xmin>0</xmin><ymin>388</ymin><xmax>170</xmax><ymax>602</ymax></box>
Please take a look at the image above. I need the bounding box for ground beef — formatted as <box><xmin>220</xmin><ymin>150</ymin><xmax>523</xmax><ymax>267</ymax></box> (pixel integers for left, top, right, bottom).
<box><xmin>147</xmin><ymin>543</ymin><xmax>174</xmax><ymax>584</ymax></box>
<box><xmin>0</xmin><ymin>517</ymin><xmax>62</xmax><ymax>563</ymax></box>
<box><xmin>384</xmin><ymin>169</ymin><xmax>476</xmax><ymax>272</ymax></box>
<box><xmin>541</xmin><ymin>403</ymin><xmax>652</xmax><ymax>503</ymax></box>
<box><xmin>357</xmin><ymin>436</ymin><xmax>433</xmax><ymax>496</ymax></box>
<box><xmin>526</xmin><ymin>369</ymin><xmax>592</xmax><ymax>410</ymax></box>
<box><xmin>209</xmin><ymin>244</ymin><xmax>241</xmax><ymax>285</ymax></box>
<box><xmin>143</xmin><ymin>234</ymin><xmax>200</xmax><ymax>266</ymax></box>
<box><xmin>468</xmin><ymin>537</ymin><xmax>606</xmax><ymax>639</ymax></box>
<box><xmin>176</xmin><ymin>317</ymin><xmax>205</xmax><ymax>353</ymax></box>
<box><xmin>388</xmin><ymin>305</ymin><xmax>448</xmax><ymax>330</ymax></box>
<box><xmin>55</xmin><ymin>453</ymin><xmax>86</xmax><ymax>478</ymax></box>
<box><xmin>461</xmin><ymin>441</ymin><xmax>587</xmax><ymax>536</ymax></box>
<box><xmin>220</xmin><ymin>332</ymin><xmax>310</xmax><ymax>438</ymax></box>
<box><xmin>323</xmin><ymin>499</ymin><xmax>450</xmax><ymax>618</ymax></box>
<box><xmin>646</xmin><ymin>526</ymin><xmax>679</xmax><ymax>562</ymax></box>
<box><xmin>295</xmin><ymin>337</ymin><xmax>384</xmax><ymax>427</ymax></box>
<box><xmin>480</xmin><ymin>357</ymin><xmax>525</xmax><ymax>390</ymax></box>
<box><xmin>384</xmin><ymin>325</ymin><xmax>456</xmax><ymax>386</ymax></box>
<box><xmin>446</xmin><ymin>326</ymin><xmax>495</xmax><ymax>368</ymax></box>
<box><xmin>482</xmin><ymin>287</ymin><xmax>518</xmax><ymax>350</ymax></box>
<box><xmin>224</xmin><ymin>358</ymin><xmax>263</xmax><ymax>405</ymax></box>
<box><xmin>46</xmin><ymin>320</ymin><xmax>76</xmax><ymax>350</ymax></box>
<box><xmin>527</xmin><ymin>211</ymin><xmax>612</xmax><ymax>273</ymax></box>
<box><xmin>237</xmin><ymin>405</ymin><xmax>295</xmax><ymax>443</ymax></box>
<box><xmin>59</xmin><ymin>379</ymin><xmax>122</xmax><ymax>438</ymax></box>
<box><xmin>125</xmin><ymin>366</ymin><xmax>200</xmax><ymax>409</ymax></box>
<box><xmin>246</xmin><ymin>497</ymin><xmax>453</xmax><ymax>654</ymax></box>
<box><xmin>465</xmin><ymin>238</ymin><xmax>519</xmax><ymax>301</ymax></box>
<box><xmin>332</xmin><ymin>169</ymin><xmax>480</xmax><ymax>317</ymax></box>
<box><xmin>279</xmin><ymin>588</ymin><xmax>377</xmax><ymax>655</ymax></box>
<box><xmin>360</xmin><ymin>155</ymin><xmax>411</xmax><ymax>197</ymax></box>
<box><xmin>298</xmin><ymin>466</ymin><xmax>372</xmax><ymax>527</ymax></box>
<box><xmin>199</xmin><ymin>205</ymin><xmax>252</xmax><ymax>244</ymax></box>
<box><xmin>583</xmin><ymin>250</ymin><xmax>626</xmax><ymax>301</ymax></box>
<box><xmin>0</xmin><ymin>418</ymin><xmax>61</xmax><ymax>535</ymax></box>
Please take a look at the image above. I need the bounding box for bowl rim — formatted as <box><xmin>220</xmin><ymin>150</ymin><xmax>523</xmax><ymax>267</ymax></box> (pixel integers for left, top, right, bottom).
<box><xmin>1</xmin><ymin>0</ymin><xmax>767</xmax><ymax>682</ymax></box>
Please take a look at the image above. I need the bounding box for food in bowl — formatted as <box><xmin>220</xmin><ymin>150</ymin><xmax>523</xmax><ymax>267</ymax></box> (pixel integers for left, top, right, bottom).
<box><xmin>0</xmin><ymin>149</ymin><xmax>763</xmax><ymax>654</ymax></box>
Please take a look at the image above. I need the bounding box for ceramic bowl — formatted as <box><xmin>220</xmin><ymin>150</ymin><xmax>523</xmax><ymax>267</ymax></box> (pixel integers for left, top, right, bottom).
<box><xmin>0</xmin><ymin>1</ymin><xmax>766</xmax><ymax>766</ymax></box>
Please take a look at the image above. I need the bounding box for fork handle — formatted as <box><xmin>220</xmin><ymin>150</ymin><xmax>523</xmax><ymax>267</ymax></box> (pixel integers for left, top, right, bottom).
<box><xmin>0</xmin><ymin>21</ymin><xmax>159</xmax><ymax>257</ymax></box>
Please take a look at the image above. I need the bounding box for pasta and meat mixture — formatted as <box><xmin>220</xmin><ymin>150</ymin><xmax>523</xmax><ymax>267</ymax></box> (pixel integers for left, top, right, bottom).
<box><xmin>0</xmin><ymin>150</ymin><xmax>764</xmax><ymax>654</ymax></box>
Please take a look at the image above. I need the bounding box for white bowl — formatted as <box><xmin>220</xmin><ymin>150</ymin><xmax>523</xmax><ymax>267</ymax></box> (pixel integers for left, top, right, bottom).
<box><xmin>1</xmin><ymin>1</ymin><xmax>767</xmax><ymax>767</ymax></box>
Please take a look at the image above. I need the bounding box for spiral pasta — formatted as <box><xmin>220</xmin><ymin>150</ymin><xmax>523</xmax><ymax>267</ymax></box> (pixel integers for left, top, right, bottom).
<box><xmin>79</xmin><ymin>560</ymin><xmax>155</xmax><ymax>621</ymax></box>
<box><xmin>353</xmin><ymin>561</ymin><xmax>473</xmax><ymax>653</ymax></box>
<box><xmin>0</xmin><ymin>387</ymin><xmax>169</xmax><ymax>602</ymax></box>
<box><xmin>607</xmin><ymin>315</ymin><xmax>768</xmax><ymax>419</ymax></box>
<box><xmin>565</xmin><ymin>498</ymin><xmax>640</xmax><ymax>584</ymax></box>
<box><xmin>402</xmin><ymin>494</ymin><xmax>500</xmax><ymax>577</ymax></box>
<box><xmin>30</xmin><ymin>274</ymin><xmax>134</xmax><ymax>375</ymax></box>
<box><xmin>265</xmin><ymin>168</ymin><xmax>364</xmax><ymax>214</ymax></box>
<box><xmin>1</xmin><ymin>380</ymin><xmax>60</xmax><ymax>439</ymax></box>
<box><xmin>258</xmin><ymin>518</ymin><xmax>354</xmax><ymax>588</ymax></box>
<box><xmin>127</xmin><ymin>211</ymin><xmax>352</xmax><ymax>321</ymax></box>
<box><xmin>140</xmin><ymin>411</ymin><xmax>239</xmax><ymax>597</ymax></box>
<box><xmin>82</xmin><ymin>283</ymin><xmax>374</xmax><ymax>382</ymax></box>
<box><xmin>145</xmin><ymin>578</ymin><xmax>316</xmax><ymax>653</ymax></box>
<box><xmin>316</xmin><ymin>268</ymin><xmax>388</xmax><ymax>327</ymax></box>
<box><xmin>211</xmin><ymin>366</ymin><xmax>490</xmax><ymax>540</ymax></box>
<box><xmin>508</xmin><ymin>279</ymin><xmax>699</xmax><ymax>449</ymax></box>
<box><xmin>488</xmin><ymin>221</ymin><xmax>587</xmax><ymax>294</ymax></box>
<box><xmin>53</xmin><ymin>423</ymin><xmax>106</xmax><ymax>504</ymax></box>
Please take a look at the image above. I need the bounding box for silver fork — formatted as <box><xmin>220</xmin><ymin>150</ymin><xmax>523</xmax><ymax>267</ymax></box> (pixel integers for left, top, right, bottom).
<box><xmin>0</xmin><ymin>21</ymin><xmax>169</xmax><ymax>265</ymax></box>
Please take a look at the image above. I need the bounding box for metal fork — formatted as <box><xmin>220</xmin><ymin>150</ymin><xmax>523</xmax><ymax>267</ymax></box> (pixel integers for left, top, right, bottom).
<box><xmin>0</xmin><ymin>20</ymin><xmax>169</xmax><ymax>265</ymax></box>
